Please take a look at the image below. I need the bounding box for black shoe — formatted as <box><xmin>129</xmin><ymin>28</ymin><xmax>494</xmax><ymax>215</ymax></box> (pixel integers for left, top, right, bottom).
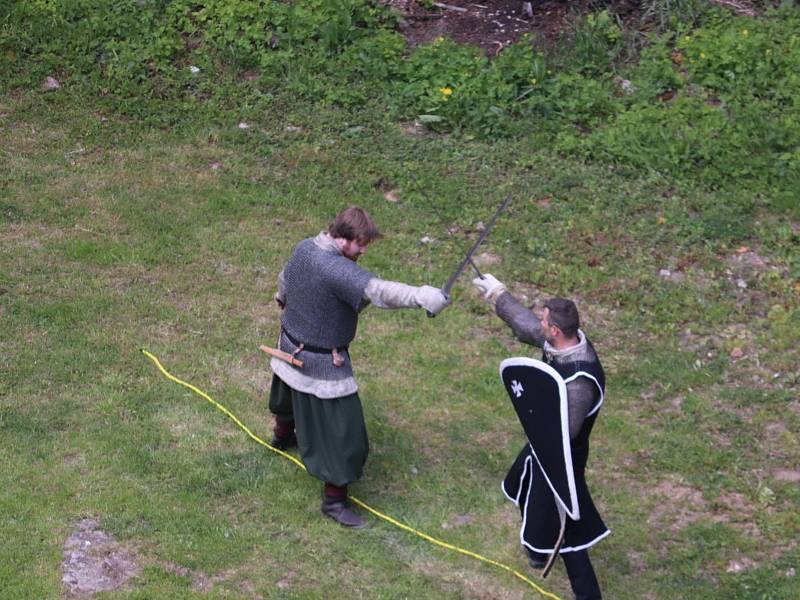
<box><xmin>528</xmin><ymin>556</ymin><xmax>547</xmax><ymax>569</ymax></box>
<box><xmin>321</xmin><ymin>498</ymin><xmax>366</xmax><ymax>528</ymax></box>
<box><xmin>270</xmin><ymin>431</ymin><xmax>297</xmax><ymax>450</ymax></box>
<box><xmin>527</xmin><ymin>553</ymin><xmax>547</xmax><ymax>569</ymax></box>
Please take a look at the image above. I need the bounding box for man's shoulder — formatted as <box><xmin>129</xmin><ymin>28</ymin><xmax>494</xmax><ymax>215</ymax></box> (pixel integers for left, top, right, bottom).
<box><xmin>551</xmin><ymin>338</ymin><xmax>604</xmax><ymax>382</ymax></box>
<box><xmin>290</xmin><ymin>237</ymin><xmax>340</xmax><ymax>265</ymax></box>
<box><xmin>292</xmin><ymin>236</ymin><xmax>317</xmax><ymax>253</ymax></box>
<box><xmin>288</xmin><ymin>239</ymin><xmax>372</xmax><ymax>288</ymax></box>
<box><xmin>569</xmin><ymin>347</ymin><xmax>605</xmax><ymax>391</ymax></box>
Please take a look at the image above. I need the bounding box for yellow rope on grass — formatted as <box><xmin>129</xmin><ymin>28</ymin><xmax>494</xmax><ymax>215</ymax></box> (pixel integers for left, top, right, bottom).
<box><xmin>142</xmin><ymin>349</ymin><xmax>562</xmax><ymax>600</ymax></box>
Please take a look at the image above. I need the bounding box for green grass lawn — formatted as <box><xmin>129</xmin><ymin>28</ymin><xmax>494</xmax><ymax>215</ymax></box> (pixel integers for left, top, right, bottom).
<box><xmin>1</xmin><ymin>91</ymin><xmax>798</xmax><ymax>599</ymax></box>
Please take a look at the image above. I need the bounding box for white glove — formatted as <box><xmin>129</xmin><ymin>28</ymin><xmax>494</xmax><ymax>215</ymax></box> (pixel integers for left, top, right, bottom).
<box><xmin>415</xmin><ymin>285</ymin><xmax>450</xmax><ymax>316</ymax></box>
<box><xmin>472</xmin><ymin>273</ymin><xmax>506</xmax><ymax>302</ymax></box>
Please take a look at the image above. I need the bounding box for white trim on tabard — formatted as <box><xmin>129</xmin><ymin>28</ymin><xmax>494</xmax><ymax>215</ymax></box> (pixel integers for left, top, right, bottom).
<box><xmin>563</xmin><ymin>371</ymin><xmax>604</xmax><ymax>416</ymax></box>
<box><xmin>521</xmin><ymin>528</ymin><xmax>611</xmax><ymax>555</ymax></box>
<box><xmin>501</xmin><ymin>480</ymin><xmax>516</xmax><ymax>504</ymax></box>
<box><xmin>517</xmin><ymin>453</ymin><xmax>534</xmax><ymax>549</ymax></box>
<box><xmin>499</xmin><ymin>357</ymin><xmax>579</xmax><ymax>521</ymax></box>
<box><xmin>501</xmin><ymin>452</ymin><xmax>531</xmax><ymax>507</ymax></box>
<box><xmin>506</xmin><ymin>450</ymin><xmax>612</xmax><ymax>555</ymax></box>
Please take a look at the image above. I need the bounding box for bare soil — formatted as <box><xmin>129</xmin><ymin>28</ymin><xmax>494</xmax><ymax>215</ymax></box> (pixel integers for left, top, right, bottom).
<box><xmin>384</xmin><ymin>0</ymin><xmax>641</xmax><ymax>54</ymax></box>
<box><xmin>61</xmin><ymin>519</ymin><xmax>140</xmax><ymax>598</ymax></box>
<box><xmin>384</xmin><ymin>0</ymin><xmax>762</xmax><ymax>54</ymax></box>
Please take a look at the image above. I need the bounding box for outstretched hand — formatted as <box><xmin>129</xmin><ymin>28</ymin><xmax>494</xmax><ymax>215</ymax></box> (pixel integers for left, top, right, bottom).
<box><xmin>472</xmin><ymin>273</ymin><xmax>506</xmax><ymax>301</ymax></box>
<box><xmin>416</xmin><ymin>285</ymin><xmax>450</xmax><ymax>316</ymax></box>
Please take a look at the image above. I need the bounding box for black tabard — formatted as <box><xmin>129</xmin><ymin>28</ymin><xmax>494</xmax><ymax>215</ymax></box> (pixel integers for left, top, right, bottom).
<box><xmin>502</xmin><ymin>341</ymin><xmax>609</xmax><ymax>554</ymax></box>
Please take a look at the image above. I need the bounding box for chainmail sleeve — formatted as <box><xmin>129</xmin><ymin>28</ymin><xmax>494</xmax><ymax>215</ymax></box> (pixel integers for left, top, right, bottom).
<box><xmin>495</xmin><ymin>291</ymin><xmax>546</xmax><ymax>347</ymax></box>
<box><xmin>565</xmin><ymin>377</ymin><xmax>598</xmax><ymax>440</ymax></box>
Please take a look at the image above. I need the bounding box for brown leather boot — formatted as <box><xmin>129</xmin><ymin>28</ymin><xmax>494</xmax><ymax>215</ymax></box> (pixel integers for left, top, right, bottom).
<box><xmin>270</xmin><ymin>417</ymin><xmax>296</xmax><ymax>450</ymax></box>
<box><xmin>321</xmin><ymin>497</ymin><xmax>365</xmax><ymax>528</ymax></box>
<box><xmin>269</xmin><ymin>431</ymin><xmax>297</xmax><ymax>450</ymax></box>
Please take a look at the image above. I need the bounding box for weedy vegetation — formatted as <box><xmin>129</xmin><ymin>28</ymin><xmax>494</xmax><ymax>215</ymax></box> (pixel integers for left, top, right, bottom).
<box><xmin>1</xmin><ymin>0</ymin><xmax>798</xmax><ymax>598</ymax></box>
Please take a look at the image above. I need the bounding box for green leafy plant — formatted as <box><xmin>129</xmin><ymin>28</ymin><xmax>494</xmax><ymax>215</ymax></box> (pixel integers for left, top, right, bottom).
<box><xmin>676</xmin><ymin>9</ymin><xmax>800</xmax><ymax>102</ymax></box>
<box><xmin>2</xmin><ymin>0</ymin><xmax>799</xmax><ymax>205</ymax></box>
<box><xmin>566</xmin><ymin>9</ymin><xmax>625</xmax><ymax>76</ymax></box>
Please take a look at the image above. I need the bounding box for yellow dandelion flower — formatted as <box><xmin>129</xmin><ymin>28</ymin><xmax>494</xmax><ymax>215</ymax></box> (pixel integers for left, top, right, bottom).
<box><xmin>439</xmin><ymin>86</ymin><xmax>453</xmax><ymax>98</ymax></box>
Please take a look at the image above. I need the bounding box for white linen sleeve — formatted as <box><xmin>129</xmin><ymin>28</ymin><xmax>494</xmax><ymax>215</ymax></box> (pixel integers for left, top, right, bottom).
<box><xmin>364</xmin><ymin>278</ymin><xmax>420</xmax><ymax>308</ymax></box>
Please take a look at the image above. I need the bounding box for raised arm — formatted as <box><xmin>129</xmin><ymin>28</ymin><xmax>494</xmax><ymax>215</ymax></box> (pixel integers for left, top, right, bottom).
<box><xmin>495</xmin><ymin>291</ymin><xmax>547</xmax><ymax>348</ymax></box>
<box><xmin>474</xmin><ymin>274</ymin><xmax>546</xmax><ymax>347</ymax></box>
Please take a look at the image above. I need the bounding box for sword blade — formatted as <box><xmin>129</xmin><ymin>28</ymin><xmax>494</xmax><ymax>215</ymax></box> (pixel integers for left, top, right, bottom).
<box><xmin>441</xmin><ymin>194</ymin><xmax>511</xmax><ymax>296</ymax></box>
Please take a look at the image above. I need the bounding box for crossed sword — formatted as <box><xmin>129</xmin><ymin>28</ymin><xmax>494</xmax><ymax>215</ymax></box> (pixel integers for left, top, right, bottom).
<box><xmin>262</xmin><ymin>194</ymin><xmax>511</xmax><ymax>361</ymax></box>
<box><xmin>260</xmin><ymin>195</ymin><xmax>573</xmax><ymax>577</ymax></box>
<box><xmin>428</xmin><ymin>193</ymin><xmax>512</xmax><ymax>316</ymax></box>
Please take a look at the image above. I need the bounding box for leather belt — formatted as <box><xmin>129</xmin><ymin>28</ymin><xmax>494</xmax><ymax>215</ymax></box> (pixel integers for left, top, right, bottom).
<box><xmin>281</xmin><ymin>328</ymin><xmax>348</xmax><ymax>354</ymax></box>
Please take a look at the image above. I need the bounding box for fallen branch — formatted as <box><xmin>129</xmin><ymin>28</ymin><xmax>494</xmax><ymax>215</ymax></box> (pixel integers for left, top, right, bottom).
<box><xmin>434</xmin><ymin>2</ymin><xmax>468</xmax><ymax>13</ymax></box>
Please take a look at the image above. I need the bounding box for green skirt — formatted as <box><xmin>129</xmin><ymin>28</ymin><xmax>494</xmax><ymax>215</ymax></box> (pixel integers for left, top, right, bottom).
<box><xmin>269</xmin><ymin>374</ymin><xmax>369</xmax><ymax>487</ymax></box>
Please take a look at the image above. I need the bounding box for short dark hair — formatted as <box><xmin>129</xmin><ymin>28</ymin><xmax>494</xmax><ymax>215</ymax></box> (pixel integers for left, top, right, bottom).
<box><xmin>544</xmin><ymin>298</ymin><xmax>580</xmax><ymax>337</ymax></box>
<box><xmin>328</xmin><ymin>206</ymin><xmax>382</xmax><ymax>244</ymax></box>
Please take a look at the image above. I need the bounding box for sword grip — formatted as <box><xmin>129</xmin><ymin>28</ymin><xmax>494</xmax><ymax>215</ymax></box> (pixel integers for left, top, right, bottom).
<box><xmin>426</xmin><ymin>291</ymin><xmax>449</xmax><ymax>318</ymax></box>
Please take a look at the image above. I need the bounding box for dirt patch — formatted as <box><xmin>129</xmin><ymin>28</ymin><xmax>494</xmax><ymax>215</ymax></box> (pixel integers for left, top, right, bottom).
<box><xmin>163</xmin><ymin>562</ymin><xmax>262</xmax><ymax>596</ymax></box>
<box><xmin>724</xmin><ymin>248</ymin><xmax>785</xmax><ymax>299</ymax></box>
<box><xmin>441</xmin><ymin>512</ymin><xmax>475</xmax><ymax>529</ymax></box>
<box><xmin>61</xmin><ymin>518</ymin><xmax>141</xmax><ymax>598</ymax></box>
<box><xmin>385</xmin><ymin>0</ymin><xmax>639</xmax><ymax>54</ymax></box>
<box><xmin>773</xmin><ymin>469</ymin><xmax>800</xmax><ymax>483</ymax></box>
<box><xmin>760</xmin><ymin>420</ymin><xmax>797</xmax><ymax>461</ymax></box>
<box><xmin>726</xmin><ymin>556</ymin><xmax>759</xmax><ymax>573</ymax></box>
<box><xmin>1</xmin><ymin>222</ymin><xmax>65</xmax><ymax>252</ymax></box>
<box><xmin>646</xmin><ymin>478</ymin><xmax>761</xmax><ymax>538</ymax></box>
<box><xmin>473</xmin><ymin>251</ymin><xmax>501</xmax><ymax>268</ymax></box>
<box><xmin>384</xmin><ymin>0</ymin><xmax>760</xmax><ymax>53</ymax></box>
<box><xmin>399</xmin><ymin>120</ymin><xmax>428</xmax><ymax>135</ymax></box>
<box><xmin>62</xmin><ymin>452</ymin><xmax>86</xmax><ymax>468</ymax></box>
<box><xmin>646</xmin><ymin>480</ymin><xmax>706</xmax><ymax>532</ymax></box>
<box><xmin>276</xmin><ymin>569</ymin><xmax>298</xmax><ymax>590</ymax></box>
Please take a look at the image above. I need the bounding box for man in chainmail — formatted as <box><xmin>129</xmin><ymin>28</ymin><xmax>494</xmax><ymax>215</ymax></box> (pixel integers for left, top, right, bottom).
<box><xmin>268</xmin><ymin>206</ymin><xmax>449</xmax><ymax>528</ymax></box>
<box><xmin>474</xmin><ymin>274</ymin><xmax>608</xmax><ymax>600</ymax></box>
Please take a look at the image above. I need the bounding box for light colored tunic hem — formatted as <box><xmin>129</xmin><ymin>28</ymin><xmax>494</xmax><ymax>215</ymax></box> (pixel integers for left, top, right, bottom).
<box><xmin>270</xmin><ymin>356</ymin><xmax>358</xmax><ymax>399</ymax></box>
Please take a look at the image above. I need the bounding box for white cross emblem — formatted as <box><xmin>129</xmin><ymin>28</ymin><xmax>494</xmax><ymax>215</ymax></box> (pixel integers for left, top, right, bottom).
<box><xmin>511</xmin><ymin>380</ymin><xmax>524</xmax><ymax>398</ymax></box>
